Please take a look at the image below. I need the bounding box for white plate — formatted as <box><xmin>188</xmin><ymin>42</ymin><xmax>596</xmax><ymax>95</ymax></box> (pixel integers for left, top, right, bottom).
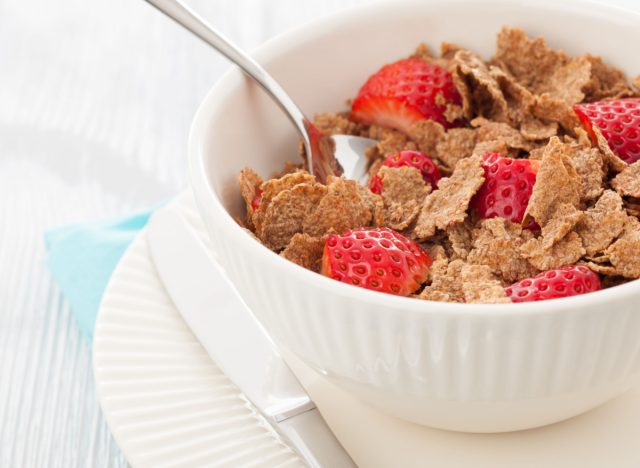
<box><xmin>94</xmin><ymin>192</ymin><xmax>640</xmax><ymax>468</ymax></box>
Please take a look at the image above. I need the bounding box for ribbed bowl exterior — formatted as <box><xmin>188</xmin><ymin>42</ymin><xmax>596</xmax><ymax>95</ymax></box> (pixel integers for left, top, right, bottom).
<box><xmin>199</xmin><ymin>215</ymin><xmax>640</xmax><ymax>432</ymax></box>
<box><xmin>187</xmin><ymin>0</ymin><xmax>640</xmax><ymax>432</ymax></box>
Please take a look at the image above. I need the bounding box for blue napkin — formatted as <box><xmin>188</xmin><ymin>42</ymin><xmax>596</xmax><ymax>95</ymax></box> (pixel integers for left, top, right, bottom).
<box><xmin>44</xmin><ymin>210</ymin><xmax>153</xmax><ymax>344</ymax></box>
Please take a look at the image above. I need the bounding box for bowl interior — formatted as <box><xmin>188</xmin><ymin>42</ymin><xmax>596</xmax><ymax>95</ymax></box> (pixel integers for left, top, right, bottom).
<box><xmin>195</xmin><ymin>0</ymin><xmax>640</xmax><ymax>224</ymax></box>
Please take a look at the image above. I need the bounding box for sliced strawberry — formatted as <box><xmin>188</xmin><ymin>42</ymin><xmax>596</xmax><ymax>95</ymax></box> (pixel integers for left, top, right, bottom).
<box><xmin>505</xmin><ymin>265</ymin><xmax>601</xmax><ymax>303</ymax></box>
<box><xmin>251</xmin><ymin>189</ymin><xmax>263</xmax><ymax>211</ymax></box>
<box><xmin>351</xmin><ymin>58</ymin><xmax>462</xmax><ymax>133</ymax></box>
<box><xmin>353</xmin><ymin>97</ymin><xmax>427</xmax><ymax>135</ymax></box>
<box><xmin>574</xmin><ymin>98</ymin><xmax>640</xmax><ymax>164</ymax></box>
<box><xmin>322</xmin><ymin>227</ymin><xmax>432</xmax><ymax>296</ymax></box>
<box><xmin>369</xmin><ymin>150</ymin><xmax>441</xmax><ymax>194</ymax></box>
<box><xmin>471</xmin><ymin>153</ymin><xmax>540</xmax><ymax>225</ymax></box>
<box><xmin>369</xmin><ymin>173</ymin><xmax>384</xmax><ymax>195</ymax></box>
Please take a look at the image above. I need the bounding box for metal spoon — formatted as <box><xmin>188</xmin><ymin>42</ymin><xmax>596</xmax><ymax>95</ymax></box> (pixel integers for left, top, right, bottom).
<box><xmin>144</xmin><ymin>0</ymin><xmax>376</xmax><ymax>183</ymax></box>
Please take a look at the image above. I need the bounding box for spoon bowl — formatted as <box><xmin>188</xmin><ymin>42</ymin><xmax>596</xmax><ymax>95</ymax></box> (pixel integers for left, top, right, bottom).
<box><xmin>331</xmin><ymin>135</ymin><xmax>376</xmax><ymax>184</ymax></box>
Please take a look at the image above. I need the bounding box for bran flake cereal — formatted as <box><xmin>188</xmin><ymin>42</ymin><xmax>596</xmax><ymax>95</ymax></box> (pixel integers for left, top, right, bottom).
<box><xmin>378</xmin><ymin>166</ymin><xmax>431</xmax><ymax>231</ymax></box>
<box><xmin>446</xmin><ymin>221</ymin><xmax>474</xmax><ymax>260</ymax></box>
<box><xmin>522</xmin><ymin>231</ymin><xmax>585</xmax><ymax>271</ymax></box>
<box><xmin>576</xmin><ymin>190</ymin><xmax>628</xmax><ymax>257</ymax></box>
<box><xmin>302</xmin><ymin>177</ymin><xmax>374</xmax><ymax>237</ymax></box>
<box><xmin>414</xmin><ymin>155</ymin><xmax>485</xmax><ymax>239</ymax></box>
<box><xmin>568</xmin><ymin>145</ymin><xmax>605</xmax><ymax>202</ymax></box>
<box><xmin>453</xmin><ymin>50</ymin><xmax>509</xmax><ymax>123</ymax></box>
<box><xmin>520</xmin><ymin>117</ymin><xmax>559</xmax><ymax>141</ymax></box>
<box><xmin>604</xmin><ymin>218</ymin><xmax>640</xmax><ymax>278</ymax></box>
<box><xmin>523</xmin><ymin>137</ymin><xmax>581</xmax><ymax>227</ymax></box>
<box><xmin>520</xmin><ymin>203</ymin><xmax>585</xmax><ymax>270</ymax></box>
<box><xmin>253</xmin><ymin>171</ymin><xmax>316</xmax><ymax>233</ymax></box>
<box><xmin>467</xmin><ymin>218</ymin><xmax>538</xmax><ymax>283</ymax></box>
<box><xmin>612</xmin><ymin>162</ymin><xmax>640</xmax><ymax>198</ymax></box>
<box><xmin>237</xmin><ymin>26</ymin><xmax>640</xmax><ymax>303</ymax></box>
<box><xmin>434</xmin><ymin>127</ymin><xmax>477</xmax><ymax>170</ymax></box>
<box><xmin>281</xmin><ymin>233</ymin><xmax>327</xmax><ymax>272</ymax></box>
<box><xmin>260</xmin><ymin>182</ymin><xmax>328</xmax><ymax>250</ymax></box>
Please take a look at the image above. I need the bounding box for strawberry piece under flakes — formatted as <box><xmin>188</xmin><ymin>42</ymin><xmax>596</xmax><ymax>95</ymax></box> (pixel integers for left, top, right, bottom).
<box><xmin>369</xmin><ymin>150</ymin><xmax>441</xmax><ymax>194</ymax></box>
<box><xmin>505</xmin><ymin>265</ymin><xmax>601</xmax><ymax>303</ymax></box>
<box><xmin>574</xmin><ymin>98</ymin><xmax>640</xmax><ymax>164</ymax></box>
<box><xmin>471</xmin><ymin>152</ymin><xmax>540</xmax><ymax>226</ymax></box>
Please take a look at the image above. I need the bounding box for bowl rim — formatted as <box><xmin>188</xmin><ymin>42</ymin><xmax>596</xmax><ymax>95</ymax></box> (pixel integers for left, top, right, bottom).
<box><xmin>189</xmin><ymin>0</ymin><xmax>640</xmax><ymax>319</ymax></box>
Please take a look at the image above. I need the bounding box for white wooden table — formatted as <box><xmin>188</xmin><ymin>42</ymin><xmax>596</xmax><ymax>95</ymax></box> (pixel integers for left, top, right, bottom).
<box><xmin>0</xmin><ymin>1</ymin><xmax>370</xmax><ymax>466</ymax></box>
<box><xmin>2</xmin><ymin>0</ymin><xmax>639</xmax><ymax>466</ymax></box>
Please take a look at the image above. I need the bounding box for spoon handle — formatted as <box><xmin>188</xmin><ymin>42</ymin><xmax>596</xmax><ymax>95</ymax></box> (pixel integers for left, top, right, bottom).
<box><xmin>144</xmin><ymin>0</ymin><xmax>309</xmax><ymax>143</ymax></box>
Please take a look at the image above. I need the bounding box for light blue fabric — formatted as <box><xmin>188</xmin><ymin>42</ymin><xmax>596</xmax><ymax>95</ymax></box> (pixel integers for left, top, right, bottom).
<box><xmin>44</xmin><ymin>211</ymin><xmax>153</xmax><ymax>344</ymax></box>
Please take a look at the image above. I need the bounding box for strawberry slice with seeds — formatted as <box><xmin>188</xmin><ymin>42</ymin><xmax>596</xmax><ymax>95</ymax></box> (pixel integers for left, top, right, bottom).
<box><xmin>369</xmin><ymin>150</ymin><xmax>441</xmax><ymax>194</ymax></box>
<box><xmin>505</xmin><ymin>265</ymin><xmax>601</xmax><ymax>303</ymax></box>
<box><xmin>351</xmin><ymin>58</ymin><xmax>463</xmax><ymax>133</ymax></box>
<box><xmin>471</xmin><ymin>153</ymin><xmax>540</xmax><ymax>225</ymax></box>
<box><xmin>322</xmin><ymin>227</ymin><xmax>432</xmax><ymax>296</ymax></box>
<box><xmin>574</xmin><ymin>98</ymin><xmax>640</xmax><ymax>164</ymax></box>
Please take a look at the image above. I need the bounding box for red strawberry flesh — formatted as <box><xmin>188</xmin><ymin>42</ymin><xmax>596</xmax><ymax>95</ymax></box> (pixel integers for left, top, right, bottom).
<box><xmin>351</xmin><ymin>58</ymin><xmax>463</xmax><ymax>133</ymax></box>
<box><xmin>369</xmin><ymin>150</ymin><xmax>441</xmax><ymax>194</ymax></box>
<box><xmin>471</xmin><ymin>153</ymin><xmax>539</xmax><ymax>226</ymax></box>
<box><xmin>251</xmin><ymin>189</ymin><xmax>263</xmax><ymax>211</ymax></box>
<box><xmin>505</xmin><ymin>265</ymin><xmax>601</xmax><ymax>303</ymax></box>
<box><xmin>574</xmin><ymin>98</ymin><xmax>640</xmax><ymax>164</ymax></box>
<box><xmin>321</xmin><ymin>227</ymin><xmax>432</xmax><ymax>296</ymax></box>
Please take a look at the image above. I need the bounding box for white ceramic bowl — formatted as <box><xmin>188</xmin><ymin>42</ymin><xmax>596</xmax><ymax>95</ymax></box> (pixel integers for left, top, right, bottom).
<box><xmin>189</xmin><ymin>0</ymin><xmax>640</xmax><ymax>432</ymax></box>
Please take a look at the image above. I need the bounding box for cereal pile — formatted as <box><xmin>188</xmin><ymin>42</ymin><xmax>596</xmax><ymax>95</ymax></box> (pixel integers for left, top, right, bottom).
<box><xmin>237</xmin><ymin>27</ymin><xmax>640</xmax><ymax>303</ymax></box>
